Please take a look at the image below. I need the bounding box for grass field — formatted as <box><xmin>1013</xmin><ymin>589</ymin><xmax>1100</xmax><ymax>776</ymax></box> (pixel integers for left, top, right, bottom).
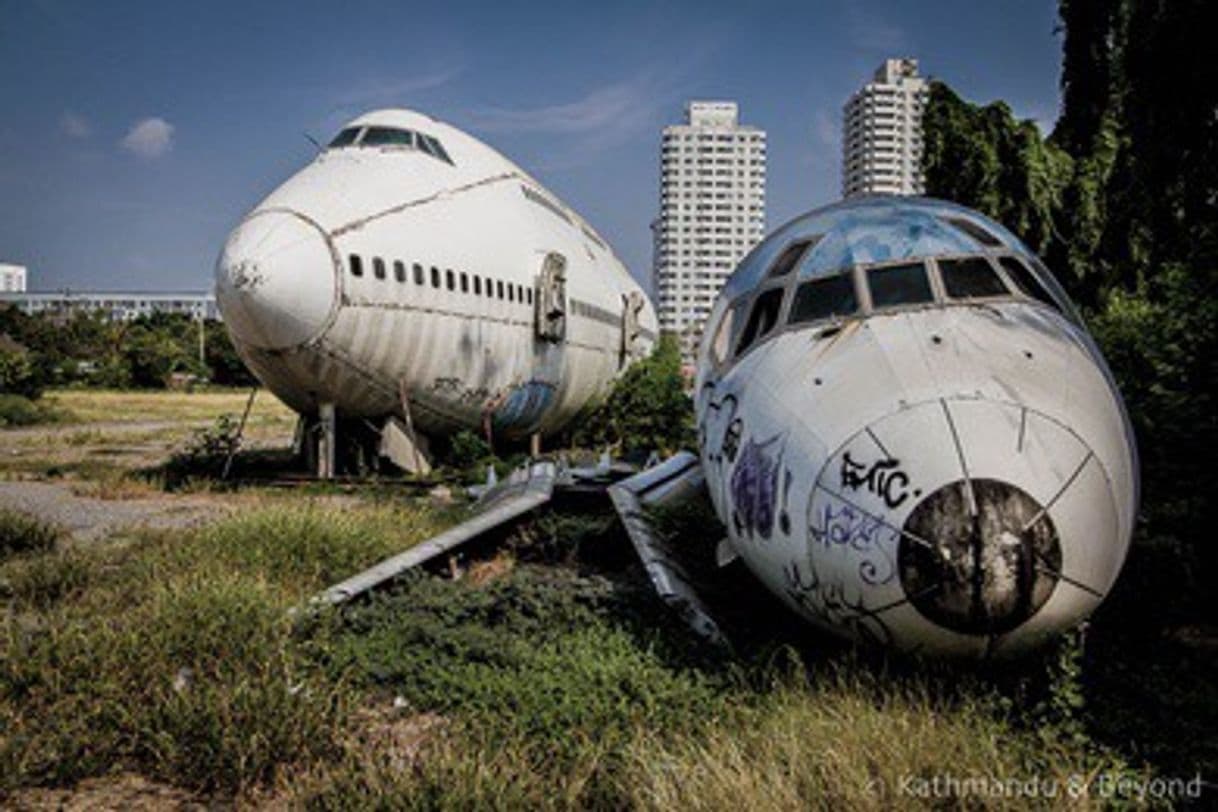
<box><xmin>0</xmin><ymin>390</ymin><xmax>1213</xmax><ymax>808</ymax></box>
<box><xmin>0</xmin><ymin>388</ymin><xmax>296</xmax><ymax>482</ymax></box>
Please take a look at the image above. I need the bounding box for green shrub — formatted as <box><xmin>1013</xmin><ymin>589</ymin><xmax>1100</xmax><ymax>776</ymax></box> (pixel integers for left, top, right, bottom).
<box><xmin>0</xmin><ymin>347</ymin><xmax>46</xmax><ymax>399</ymax></box>
<box><xmin>571</xmin><ymin>333</ymin><xmax>694</xmax><ymax>455</ymax></box>
<box><xmin>0</xmin><ymin>394</ymin><xmax>62</xmax><ymax>427</ymax></box>
<box><xmin>0</xmin><ymin>510</ymin><xmax>61</xmax><ymax>560</ymax></box>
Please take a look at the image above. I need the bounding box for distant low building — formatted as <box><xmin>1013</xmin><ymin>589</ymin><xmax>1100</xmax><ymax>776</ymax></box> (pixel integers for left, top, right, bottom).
<box><xmin>0</xmin><ymin>290</ymin><xmax>218</xmax><ymax>321</ymax></box>
<box><xmin>0</xmin><ymin>263</ymin><xmax>27</xmax><ymax>293</ymax></box>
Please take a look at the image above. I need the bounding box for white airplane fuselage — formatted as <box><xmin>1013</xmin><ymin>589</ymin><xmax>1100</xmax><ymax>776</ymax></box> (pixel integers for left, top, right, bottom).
<box><xmin>696</xmin><ymin>198</ymin><xmax>1138</xmax><ymax>657</ymax></box>
<box><xmin>215</xmin><ymin>109</ymin><xmax>656</xmax><ymax>444</ymax></box>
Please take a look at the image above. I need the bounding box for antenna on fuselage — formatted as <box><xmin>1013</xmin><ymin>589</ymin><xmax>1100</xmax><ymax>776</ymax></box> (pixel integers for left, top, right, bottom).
<box><xmin>303</xmin><ymin>132</ymin><xmax>323</xmax><ymax>154</ymax></box>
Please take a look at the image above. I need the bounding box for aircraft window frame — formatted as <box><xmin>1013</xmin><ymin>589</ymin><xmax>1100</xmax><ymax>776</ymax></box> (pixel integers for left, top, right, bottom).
<box><xmin>866</xmin><ymin>261</ymin><xmax>936</xmax><ymax>310</ymax></box>
<box><xmin>373</xmin><ymin>257</ymin><xmax>386</xmax><ymax>280</ymax></box>
<box><xmin>508</xmin><ymin>284</ymin><xmax>515</xmax><ymax>303</ymax></box>
<box><xmin>484</xmin><ymin>276</ymin><xmax>494</xmax><ymax>297</ymax></box>
<box><xmin>995</xmin><ymin>255</ymin><xmax>1064</xmax><ymax>314</ymax></box>
<box><xmin>424</xmin><ymin>135</ymin><xmax>453</xmax><ymax>164</ymax></box>
<box><xmin>329</xmin><ymin>127</ymin><xmax>363</xmax><ymax>148</ymax></box>
<box><xmin>787</xmin><ymin>271</ymin><xmax>861</xmax><ymax>325</ymax></box>
<box><xmin>460</xmin><ymin>272</ymin><xmax>469</xmax><ymax>293</ymax></box>
<box><xmin>936</xmin><ymin>256</ymin><xmax>1011</xmax><ymax>300</ymax></box>
<box><xmin>767</xmin><ymin>236</ymin><xmax>820</xmax><ymax>278</ymax></box>
<box><xmin>734</xmin><ymin>286</ymin><xmax>787</xmax><ymax>359</ymax></box>
<box><xmin>496</xmin><ymin>280</ymin><xmax>505</xmax><ymax>300</ymax></box>
<box><xmin>473</xmin><ymin>276</ymin><xmax>482</xmax><ymax>295</ymax></box>
<box><xmin>327</xmin><ymin>124</ymin><xmax>453</xmax><ymax>165</ymax></box>
<box><xmin>349</xmin><ymin>254</ymin><xmax>364</xmax><ymax>277</ymax></box>
<box><xmin>709</xmin><ymin>302</ymin><xmax>739</xmax><ymax>366</ymax></box>
<box><xmin>943</xmin><ymin>216</ymin><xmax>1004</xmax><ymax>248</ymax></box>
<box><xmin>413</xmin><ymin>263</ymin><xmax>424</xmax><ymax>285</ymax></box>
<box><xmin>393</xmin><ymin>260</ymin><xmax>406</xmax><ymax>283</ymax></box>
<box><xmin>361</xmin><ymin>126</ymin><xmax>416</xmax><ymax>148</ymax></box>
<box><xmin>430</xmin><ymin>267</ymin><xmax>441</xmax><ymax>288</ymax></box>
<box><xmin>445</xmin><ymin>269</ymin><xmax>455</xmax><ymax>291</ymax></box>
<box><xmin>527</xmin><ymin>288</ymin><xmax>534</xmax><ymax>305</ymax></box>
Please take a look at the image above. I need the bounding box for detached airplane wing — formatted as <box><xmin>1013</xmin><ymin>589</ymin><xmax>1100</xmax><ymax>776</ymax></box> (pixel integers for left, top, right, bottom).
<box><xmin>609</xmin><ymin>452</ymin><xmax>730</xmax><ymax>648</ymax></box>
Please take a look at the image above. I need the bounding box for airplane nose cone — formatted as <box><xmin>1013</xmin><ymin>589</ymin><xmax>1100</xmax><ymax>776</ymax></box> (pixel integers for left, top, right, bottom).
<box><xmin>897</xmin><ymin>478</ymin><xmax>1061</xmax><ymax>635</ymax></box>
<box><xmin>807</xmin><ymin>397</ymin><xmax>1123</xmax><ymax>655</ymax></box>
<box><xmin>214</xmin><ymin>211</ymin><xmax>338</xmax><ymax>351</ymax></box>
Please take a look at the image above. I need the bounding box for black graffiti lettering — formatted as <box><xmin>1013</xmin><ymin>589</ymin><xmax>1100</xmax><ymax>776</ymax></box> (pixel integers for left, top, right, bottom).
<box><xmin>723</xmin><ymin>418</ymin><xmax>743</xmax><ymax>462</ymax></box>
<box><xmin>840</xmin><ymin>451</ymin><xmax>914</xmax><ymax>509</ymax></box>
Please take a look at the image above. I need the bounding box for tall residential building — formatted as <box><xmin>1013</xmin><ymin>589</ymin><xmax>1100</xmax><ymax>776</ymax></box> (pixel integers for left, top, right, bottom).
<box><xmin>842</xmin><ymin>58</ymin><xmax>928</xmax><ymax>198</ymax></box>
<box><xmin>653</xmin><ymin>101</ymin><xmax>766</xmax><ymax>364</ymax></box>
<box><xmin>0</xmin><ymin>263</ymin><xmax>27</xmax><ymax>293</ymax></box>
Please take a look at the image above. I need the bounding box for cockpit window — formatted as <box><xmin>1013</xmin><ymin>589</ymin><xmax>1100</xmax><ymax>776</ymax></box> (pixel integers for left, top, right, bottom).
<box><xmin>328</xmin><ymin>125</ymin><xmax>453</xmax><ymax>165</ymax></box>
<box><xmin>328</xmin><ymin>127</ymin><xmax>362</xmax><ymax>148</ymax></box>
<box><xmin>997</xmin><ymin>256</ymin><xmax>1062</xmax><ymax>313</ymax></box>
<box><xmin>735</xmin><ymin>287</ymin><xmax>785</xmax><ymax>357</ymax></box>
<box><xmin>944</xmin><ymin>216</ymin><xmax>1004</xmax><ymax>247</ymax></box>
<box><xmin>361</xmin><ymin>126</ymin><xmax>415</xmax><ymax>147</ymax></box>
<box><xmin>709</xmin><ymin>303</ymin><xmax>737</xmax><ymax>365</ymax></box>
<box><xmin>939</xmin><ymin>257</ymin><xmax>1010</xmax><ymax>299</ymax></box>
<box><xmin>768</xmin><ymin>237</ymin><xmax>818</xmax><ymax>278</ymax></box>
<box><xmin>789</xmin><ymin>273</ymin><xmax>859</xmax><ymax>324</ymax></box>
<box><xmin>420</xmin><ymin>134</ymin><xmax>453</xmax><ymax>164</ymax></box>
<box><xmin>867</xmin><ymin>262</ymin><xmax>934</xmax><ymax>308</ymax></box>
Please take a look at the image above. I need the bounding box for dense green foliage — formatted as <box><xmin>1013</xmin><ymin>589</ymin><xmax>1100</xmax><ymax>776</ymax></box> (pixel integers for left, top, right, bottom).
<box><xmin>923</xmin><ymin>0</ymin><xmax>1218</xmax><ymax>617</ymax></box>
<box><xmin>0</xmin><ymin>307</ymin><xmax>255</xmax><ymax>394</ymax></box>
<box><xmin>570</xmin><ymin>334</ymin><xmax>695</xmax><ymax>455</ymax></box>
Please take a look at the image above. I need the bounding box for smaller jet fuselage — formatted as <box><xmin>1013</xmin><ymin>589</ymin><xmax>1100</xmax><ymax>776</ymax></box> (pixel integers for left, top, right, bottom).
<box><xmin>696</xmin><ymin>198</ymin><xmax>1138</xmax><ymax>657</ymax></box>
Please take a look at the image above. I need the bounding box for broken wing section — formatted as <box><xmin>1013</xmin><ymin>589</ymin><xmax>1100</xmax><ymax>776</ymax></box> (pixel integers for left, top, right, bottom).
<box><xmin>609</xmin><ymin>452</ymin><xmax>730</xmax><ymax>648</ymax></box>
<box><xmin>311</xmin><ymin>462</ymin><xmax>556</xmax><ymax>607</ymax></box>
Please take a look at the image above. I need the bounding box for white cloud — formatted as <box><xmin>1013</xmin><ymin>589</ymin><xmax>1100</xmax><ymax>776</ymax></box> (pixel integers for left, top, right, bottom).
<box><xmin>120</xmin><ymin>117</ymin><xmax>175</xmax><ymax>158</ymax></box>
<box><xmin>844</xmin><ymin>3</ymin><xmax>911</xmax><ymax>54</ymax></box>
<box><xmin>333</xmin><ymin>68</ymin><xmax>462</xmax><ymax>106</ymax></box>
<box><xmin>60</xmin><ymin>110</ymin><xmax>90</xmax><ymax>138</ymax></box>
<box><xmin>470</xmin><ymin>72</ymin><xmax>679</xmax><ymax>167</ymax></box>
<box><xmin>813</xmin><ymin>110</ymin><xmax>840</xmax><ymax>150</ymax></box>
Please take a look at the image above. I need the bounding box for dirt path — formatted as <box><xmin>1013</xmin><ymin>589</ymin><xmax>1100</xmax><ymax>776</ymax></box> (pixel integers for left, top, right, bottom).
<box><xmin>0</xmin><ymin>481</ymin><xmax>232</xmax><ymax>543</ymax></box>
<box><xmin>0</xmin><ymin>420</ymin><xmax>188</xmax><ymax>443</ymax></box>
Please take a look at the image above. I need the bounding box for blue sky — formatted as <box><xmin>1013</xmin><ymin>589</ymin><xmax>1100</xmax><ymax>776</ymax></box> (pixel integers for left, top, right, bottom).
<box><xmin>0</xmin><ymin>0</ymin><xmax>1063</xmax><ymax>293</ymax></box>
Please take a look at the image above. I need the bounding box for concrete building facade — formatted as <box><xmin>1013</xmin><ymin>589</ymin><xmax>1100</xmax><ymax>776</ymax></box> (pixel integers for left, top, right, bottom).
<box><xmin>653</xmin><ymin>101</ymin><xmax>766</xmax><ymax>363</ymax></box>
<box><xmin>0</xmin><ymin>290</ymin><xmax>218</xmax><ymax>321</ymax></box>
<box><xmin>842</xmin><ymin>58</ymin><xmax>928</xmax><ymax>198</ymax></box>
<box><xmin>0</xmin><ymin>263</ymin><xmax>27</xmax><ymax>293</ymax></box>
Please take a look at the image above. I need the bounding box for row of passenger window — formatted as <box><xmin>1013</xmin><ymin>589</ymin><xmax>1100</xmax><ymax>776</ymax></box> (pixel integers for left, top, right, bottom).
<box><xmin>348</xmin><ymin>255</ymin><xmax>534</xmax><ymax>307</ymax></box>
<box><xmin>727</xmin><ymin>251</ymin><xmax>1064</xmax><ymax>362</ymax></box>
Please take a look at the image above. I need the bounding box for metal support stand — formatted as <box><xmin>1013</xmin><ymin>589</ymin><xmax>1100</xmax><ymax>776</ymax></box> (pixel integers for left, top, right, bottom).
<box><xmin>399</xmin><ymin>380</ymin><xmax>425</xmax><ymax>474</ymax></box>
<box><xmin>318</xmin><ymin>402</ymin><xmax>336</xmax><ymax>479</ymax></box>
<box><xmin>220</xmin><ymin>387</ymin><xmax>257</xmax><ymax>481</ymax></box>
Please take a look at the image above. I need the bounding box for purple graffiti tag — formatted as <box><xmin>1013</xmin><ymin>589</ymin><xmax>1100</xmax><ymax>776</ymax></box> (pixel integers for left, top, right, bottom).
<box><xmin>807</xmin><ymin>499</ymin><xmax>899</xmax><ymax>585</ymax></box>
<box><xmin>729</xmin><ymin>433</ymin><xmax>786</xmax><ymax>540</ymax></box>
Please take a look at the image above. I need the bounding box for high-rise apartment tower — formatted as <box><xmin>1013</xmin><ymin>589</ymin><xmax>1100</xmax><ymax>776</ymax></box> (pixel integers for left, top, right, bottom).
<box><xmin>842</xmin><ymin>58</ymin><xmax>928</xmax><ymax>198</ymax></box>
<box><xmin>652</xmin><ymin>101</ymin><xmax>766</xmax><ymax>363</ymax></box>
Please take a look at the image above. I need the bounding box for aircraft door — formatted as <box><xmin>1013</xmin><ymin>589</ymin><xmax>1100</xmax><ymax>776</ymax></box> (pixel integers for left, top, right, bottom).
<box><xmin>535</xmin><ymin>252</ymin><xmax>567</xmax><ymax>342</ymax></box>
<box><xmin>620</xmin><ymin>290</ymin><xmax>645</xmax><ymax>366</ymax></box>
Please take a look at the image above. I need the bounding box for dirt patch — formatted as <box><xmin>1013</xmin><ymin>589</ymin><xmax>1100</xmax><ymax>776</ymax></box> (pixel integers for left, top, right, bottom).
<box><xmin>348</xmin><ymin>706</ymin><xmax>449</xmax><ymax>772</ymax></box>
<box><xmin>7</xmin><ymin>773</ymin><xmax>207</xmax><ymax>811</ymax></box>
<box><xmin>0</xmin><ymin>481</ymin><xmax>232</xmax><ymax>544</ymax></box>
